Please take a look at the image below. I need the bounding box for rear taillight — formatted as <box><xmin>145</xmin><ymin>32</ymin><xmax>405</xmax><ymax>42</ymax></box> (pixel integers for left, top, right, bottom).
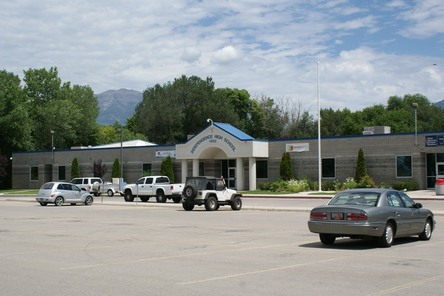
<box><xmin>346</xmin><ymin>212</ymin><xmax>368</xmax><ymax>221</ymax></box>
<box><xmin>310</xmin><ymin>212</ymin><xmax>327</xmax><ymax>220</ymax></box>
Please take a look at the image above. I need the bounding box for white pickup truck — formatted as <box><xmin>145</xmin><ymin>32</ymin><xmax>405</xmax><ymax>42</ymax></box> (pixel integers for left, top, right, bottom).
<box><xmin>123</xmin><ymin>176</ymin><xmax>184</xmax><ymax>203</ymax></box>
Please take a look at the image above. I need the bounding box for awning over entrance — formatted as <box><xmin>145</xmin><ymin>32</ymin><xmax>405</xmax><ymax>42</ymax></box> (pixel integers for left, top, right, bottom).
<box><xmin>175</xmin><ymin>122</ymin><xmax>268</xmax><ymax>190</ymax></box>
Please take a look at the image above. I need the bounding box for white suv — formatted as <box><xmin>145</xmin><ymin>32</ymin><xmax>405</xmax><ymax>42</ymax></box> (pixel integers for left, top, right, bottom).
<box><xmin>181</xmin><ymin>176</ymin><xmax>242</xmax><ymax>211</ymax></box>
<box><xmin>70</xmin><ymin>177</ymin><xmax>103</xmax><ymax>196</ymax></box>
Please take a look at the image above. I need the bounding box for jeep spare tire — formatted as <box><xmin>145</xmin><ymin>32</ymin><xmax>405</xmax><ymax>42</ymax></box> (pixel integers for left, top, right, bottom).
<box><xmin>183</xmin><ymin>185</ymin><xmax>197</xmax><ymax>199</ymax></box>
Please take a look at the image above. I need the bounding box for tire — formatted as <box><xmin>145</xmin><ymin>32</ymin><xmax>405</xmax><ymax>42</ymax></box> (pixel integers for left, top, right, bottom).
<box><xmin>84</xmin><ymin>195</ymin><xmax>93</xmax><ymax>206</ymax></box>
<box><xmin>183</xmin><ymin>185</ymin><xmax>197</xmax><ymax>199</ymax></box>
<box><xmin>205</xmin><ymin>196</ymin><xmax>218</xmax><ymax>211</ymax></box>
<box><xmin>172</xmin><ymin>196</ymin><xmax>181</xmax><ymax>203</ymax></box>
<box><xmin>39</xmin><ymin>202</ymin><xmax>48</xmax><ymax>206</ymax></box>
<box><xmin>378</xmin><ymin>222</ymin><xmax>394</xmax><ymax>247</ymax></box>
<box><xmin>156</xmin><ymin>191</ymin><xmax>167</xmax><ymax>203</ymax></box>
<box><xmin>54</xmin><ymin>196</ymin><xmax>64</xmax><ymax>206</ymax></box>
<box><xmin>231</xmin><ymin>196</ymin><xmax>242</xmax><ymax>211</ymax></box>
<box><xmin>419</xmin><ymin>219</ymin><xmax>433</xmax><ymax>240</ymax></box>
<box><xmin>124</xmin><ymin>190</ymin><xmax>134</xmax><ymax>202</ymax></box>
<box><xmin>107</xmin><ymin>189</ymin><xmax>114</xmax><ymax>197</ymax></box>
<box><xmin>319</xmin><ymin>233</ymin><xmax>336</xmax><ymax>245</ymax></box>
<box><xmin>182</xmin><ymin>202</ymin><xmax>194</xmax><ymax>211</ymax></box>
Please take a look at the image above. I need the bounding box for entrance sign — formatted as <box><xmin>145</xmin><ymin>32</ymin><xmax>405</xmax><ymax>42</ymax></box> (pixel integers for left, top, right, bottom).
<box><xmin>190</xmin><ymin>134</ymin><xmax>236</xmax><ymax>153</ymax></box>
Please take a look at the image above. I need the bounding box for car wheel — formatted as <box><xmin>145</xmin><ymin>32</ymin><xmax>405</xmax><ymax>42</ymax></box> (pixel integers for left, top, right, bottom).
<box><xmin>124</xmin><ymin>190</ymin><xmax>134</xmax><ymax>202</ymax></box>
<box><xmin>54</xmin><ymin>196</ymin><xmax>64</xmax><ymax>206</ymax></box>
<box><xmin>182</xmin><ymin>202</ymin><xmax>194</xmax><ymax>211</ymax></box>
<box><xmin>172</xmin><ymin>196</ymin><xmax>181</xmax><ymax>203</ymax></box>
<box><xmin>419</xmin><ymin>219</ymin><xmax>433</xmax><ymax>240</ymax></box>
<box><xmin>183</xmin><ymin>185</ymin><xmax>197</xmax><ymax>199</ymax></box>
<box><xmin>107</xmin><ymin>189</ymin><xmax>114</xmax><ymax>197</ymax></box>
<box><xmin>319</xmin><ymin>233</ymin><xmax>336</xmax><ymax>245</ymax></box>
<box><xmin>378</xmin><ymin>222</ymin><xmax>394</xmax><ymax>247</ymax></box>
<box><xmin>205</xmin><ymin>196</ymin><xmax>218</xmax><ymax>211</ymax></box>
<box><xmin>39</xmin><ymin>202</ymin><xmax>48</xmax><ymax>206</ymax></box>
<box><xmin>84</xmin><ymin>196</ymin><xmax>93</xmax><ymax>206</ymax></box>
<box><xmin>156</xmin><ymin>191</ymin><xmax>167</xmax><ymax>203</ymax></box>
<box><xmin>231</xmin><ymin>196</ymin><xmax>242</xmax><ymax>211</ymax></box>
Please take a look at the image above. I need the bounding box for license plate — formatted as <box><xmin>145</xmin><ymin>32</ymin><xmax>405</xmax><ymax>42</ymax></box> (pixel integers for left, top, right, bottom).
<box><xmin>331</xmin><ymin>212</ymin><xmax>344</xmax><ymax>220</ymax></box>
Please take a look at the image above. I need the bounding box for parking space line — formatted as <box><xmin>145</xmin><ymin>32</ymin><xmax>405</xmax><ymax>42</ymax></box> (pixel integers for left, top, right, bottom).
<box><xmin>176</xmin><ymin>254</ymin><xmax>360</xmax><ymax>285</ymax></box>
<box><xmin>366</xmin><ymin>273</ymin><xmax>444</xmax><ymax>296</ymax></box>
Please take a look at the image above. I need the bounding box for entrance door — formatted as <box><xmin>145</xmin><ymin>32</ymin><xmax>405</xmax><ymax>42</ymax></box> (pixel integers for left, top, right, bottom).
<box><xmin>228</xmin><ymin>167</ymin><xmax>236</xmax><ymax>189</ymax></box>
<box><xmin>437</xmin><ymin>162</ymin><xmax>444</xmax><ymax>179</ymax></box>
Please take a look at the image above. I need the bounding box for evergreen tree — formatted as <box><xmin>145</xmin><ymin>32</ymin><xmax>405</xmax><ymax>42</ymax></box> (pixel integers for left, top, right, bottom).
<box><xmin>160</xmin><ymin>156</ymin><xmax>174</xmax><ymax>182</ymax></box>
<box><xmin>112</xmin><ymin>158</ymin><xmax>120</xmax><ymax>178</ymax></box>
<box><xmin>280</xmin><ymin>152</ymin><xmax>294</xmax><ymax>181</ymax></box>
<box><xmin>355</xmin><ymin>148</ymin><xmax>367</xmax><ymax>182</ymax></box>
<box><xmin>71</xmin><ymin>157</ymin><xmax>80</xmax><ymax>179</ymax></box>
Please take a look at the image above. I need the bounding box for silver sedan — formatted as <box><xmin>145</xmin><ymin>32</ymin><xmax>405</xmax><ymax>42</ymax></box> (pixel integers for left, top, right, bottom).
<box><xmin>307</xmin><ymin>188</ymin><xmax>435</xmax><ymax>247</ymax></box>
<box><xmin>36</xmin><ymin>182</ymin><xmax>94</xmax><ymax>206</ymax></box>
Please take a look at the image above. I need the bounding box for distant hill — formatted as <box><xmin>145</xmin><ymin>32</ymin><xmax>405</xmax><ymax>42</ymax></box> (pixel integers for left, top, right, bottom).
<box><xmin>435</xmin><ymin>100</ymin><xmax>444</xmax><ymax>109</ymax></box>
<box><xmin>95</xmin><ymin>89</ymin><xmax>142</xmax><ymax>125</ymax></box>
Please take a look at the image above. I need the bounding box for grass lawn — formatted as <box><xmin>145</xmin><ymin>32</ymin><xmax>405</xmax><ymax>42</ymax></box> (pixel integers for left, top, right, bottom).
<box><xmin>0</xmin><ymin>189</ymin><xmax>38</xmax><ymax>195</ymax></box>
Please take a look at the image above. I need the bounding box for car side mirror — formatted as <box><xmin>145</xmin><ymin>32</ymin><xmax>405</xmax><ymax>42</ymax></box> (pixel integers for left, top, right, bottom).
<box><xmin>414</xmin><ymin>203</ymin><xmax>423</xmax><ymax>209</ymax></box>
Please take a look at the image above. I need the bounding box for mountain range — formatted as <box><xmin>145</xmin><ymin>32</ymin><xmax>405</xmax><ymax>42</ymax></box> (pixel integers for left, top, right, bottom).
<box><xmin>95</xmin><ymin>89</ymin><xmax>444</xmax><ymax>126</ymax></box>
<box><xmin>95</xmin><ymin>89</ymin><xmax>143</xmax><ymax>125</ymax></box>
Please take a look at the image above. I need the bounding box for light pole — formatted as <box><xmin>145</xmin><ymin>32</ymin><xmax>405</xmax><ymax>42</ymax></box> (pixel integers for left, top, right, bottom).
<box><xmin>317</xmin><ymin>61</ymin><xmax>322</xmax><ymax>192</ymax></box>
<box><xmin>412</xmin><ymin>103</ymin><xmax>418</xmax><ymax>146</ymax></box>
<box><xmin>50</xmin><ymin>130</ymin><xmax>54</xmax><ymax>164</ymax></box>
<box><xmin>119</xmin><ymin>127</ymin><xmax>124</xmax><ymax>192</ymax></box>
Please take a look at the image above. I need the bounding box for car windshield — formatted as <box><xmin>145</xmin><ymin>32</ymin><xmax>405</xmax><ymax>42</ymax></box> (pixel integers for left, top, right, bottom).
<box><xmin>328</xmin><ymin>192</ymin><xmax>380</xmax><ymax>207</ymax></box>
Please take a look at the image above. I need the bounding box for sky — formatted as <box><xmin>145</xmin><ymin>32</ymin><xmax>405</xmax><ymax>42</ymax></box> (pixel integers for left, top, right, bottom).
<box><xmin>1</xmin><ymin>0</ymin><xmax>443</xmax><ymax>112</ymax></box>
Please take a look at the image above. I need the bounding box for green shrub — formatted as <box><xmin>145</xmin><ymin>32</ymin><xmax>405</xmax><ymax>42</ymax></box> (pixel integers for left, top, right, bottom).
<box><xmin>112</xmin><ymin>158</ymin><xmax>120</xmax><ymax>179</ymax></box>
<box><xmin>280</xmin><ymin>152</ymin><xmax>294</xmax><ymax>181</ymax></box>
<box><xmin>391</xmin><ymin>180</ymin><xmax>419</xmax><ymax>191</ymax></box>
<box><xmin>269</xmin><ymin>179</ymin><xmax>289</xmax><ymax>192</ymax></box>
<box><xmin>287</xmin><ymin>179</ymin><xmax>310</xmax><ymax>193</ymax></box>
<box><xmin>355</xmin><ymin>148</ymin><xmax>367</xmax><ymax>183</ymax></box>
<box><xmin>358</xmin><ymin>175</ymin><xmax>376</xmax><ymax>188</ymax></box>
<box><xmin>160</xmin><ymin>156</ymin><xmax>174</xmax><ymax>182</ymax></box>
<box><xmin>257</xmin><ymin>181</ymin><xmax>271</xmax><ymax>190</ymax></box>
<box><xmin>71</xmin><ymin>158</ymin><xmax>80</xmax><ymax>179</ymax></box>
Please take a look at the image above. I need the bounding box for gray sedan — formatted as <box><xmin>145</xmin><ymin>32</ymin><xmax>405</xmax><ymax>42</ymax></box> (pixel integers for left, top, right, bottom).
<box><xmin>36</xmin><ymin>182</ymin><xmax>94</xmax><ymax>206</ymax></box>
<box><xmin>307</xmin><ymin>188</ymin><xmax>435</xmax><ymax>247</ymax></box>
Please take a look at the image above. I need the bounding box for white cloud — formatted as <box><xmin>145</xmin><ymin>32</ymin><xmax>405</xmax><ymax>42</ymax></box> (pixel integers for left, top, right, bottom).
<box><xmin>0</xmin><ymin>0</ymin><xmax>443</xmax><ymax>113</ymax></box>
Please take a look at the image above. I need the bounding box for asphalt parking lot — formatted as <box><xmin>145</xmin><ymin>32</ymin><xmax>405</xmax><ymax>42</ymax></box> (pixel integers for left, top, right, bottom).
<box><xmin>1</xmin><ymin>197</ymin><xmax>443</xmax><ymax>296</ymax></box>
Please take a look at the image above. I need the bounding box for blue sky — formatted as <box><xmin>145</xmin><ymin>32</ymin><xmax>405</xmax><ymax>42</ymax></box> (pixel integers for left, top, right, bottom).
<box><xmin>1</xmin><ymin>0</ymin><xmax>443</xmax><ymax>112</ymax></box>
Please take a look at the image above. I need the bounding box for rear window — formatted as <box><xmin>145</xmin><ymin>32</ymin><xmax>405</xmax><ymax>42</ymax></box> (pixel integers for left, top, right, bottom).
<box><xmin>41</xmin><ymin>183</ymin><xmax>55</xmax><ymax>190</ymax></box>
<box><xmin>156</xmin><ymin>177</ymin><xmax>170</xmax><ymax>183</ymax></box>
<box><xmin>71</xmin><ymin>179</ymin><xmax>82</xmax><ymax>184</ymax></box>
<box><xmin>328</xmin><ymin>192</ymin><xmax>380</xmax><ymax>207</ymax></box>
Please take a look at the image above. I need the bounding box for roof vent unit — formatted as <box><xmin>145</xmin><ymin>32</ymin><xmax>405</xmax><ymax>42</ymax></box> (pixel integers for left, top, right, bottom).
<box><xmin>363</xmin><ymin>126</ymin><xmax>391</xmax><ymax>135</ymax></box>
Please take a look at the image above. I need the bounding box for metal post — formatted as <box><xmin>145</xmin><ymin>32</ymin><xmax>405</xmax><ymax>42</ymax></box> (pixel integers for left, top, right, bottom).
<box><xmin>119</xmin><ymin>128</ymin><xmax>124</xmax><ymax>192</ymax></box>
<box><xmin>317</xmin><ymin>61</ymin><xmax>322</xmax><ymax>192</ymax></box>
<box><xmin>412</xmin><ymin>103</ymin><xmax>418</xmax><ymax>146</ymax></box>
<box><xmin>50</xmin><ymin>130</ymin><xmax>54</xmax><ymax>164</ymax></box>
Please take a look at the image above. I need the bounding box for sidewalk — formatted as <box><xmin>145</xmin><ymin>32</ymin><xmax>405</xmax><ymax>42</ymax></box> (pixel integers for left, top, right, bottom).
<box><xmin>243</xmin><ymin>189</ymin><xmax>444</xmax><ymax>201</ymax></box>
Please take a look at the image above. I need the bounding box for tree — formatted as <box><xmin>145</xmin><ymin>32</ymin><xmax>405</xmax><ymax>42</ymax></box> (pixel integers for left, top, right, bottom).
<box><xmin>0</xmin><ymin>70</ymin><xmax>33</xmax><ymax>154</ymax></box>
<box><xmin>71</xmin><ymin>158</ymin><xmax>80</xmax><ymax>179</ymax></box>
<box><xmin>280</xmin><ymin>152</ymin><xmax>294</xmax><ymax>181</ymax></box>
<box><xmin>112</xmin><ymin>158</ymin><xmax>121</xmax><ymax>179</ymax></box>
<box><xmin>160</xmin><ymin>156</ymin><xmax>175</xmax><ymax>183</ymax></box>
<box><xmin>93</xmin><ymin>159</ymin><xmax>107</xmax><ymax>178</ymax></box>
<box><xmin>355</xmin><ymin>148</ymin><xmax>367</xmax><ymax>182</ymax></box>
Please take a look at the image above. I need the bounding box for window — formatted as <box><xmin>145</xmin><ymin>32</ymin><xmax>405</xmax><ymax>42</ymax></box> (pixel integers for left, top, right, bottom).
<box><xmin>142</xmin><ymin>163</ymin><xmax>152</xmax><ymax>176</ymax></box>
<box><xmin>322</xmin><ymin>158</ymin><xmax>335</xmax><ymax>178</ymax></box>
<box><xmin>256</xmin><ymin>160</ymin><xmax>268</xmax><ymax>178</ymax></box>
<box><xmin>58</xmin><ymin>166</ymin><xmax>66</xmax><ymax>181</ymax></box>
<box><xmin>30</xmin><ymin>167</ymin><xmax>38</xmax><ymax>181</ymax></box>
<box><xmin>396</xmin><ymin>155</ymin><xmax>412</xmax><ymax>177</ymax></box>
<box><xmin>199</xmin><ymin>161</ymin><xmax>205</xmax><ymax>176</ymax></box>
